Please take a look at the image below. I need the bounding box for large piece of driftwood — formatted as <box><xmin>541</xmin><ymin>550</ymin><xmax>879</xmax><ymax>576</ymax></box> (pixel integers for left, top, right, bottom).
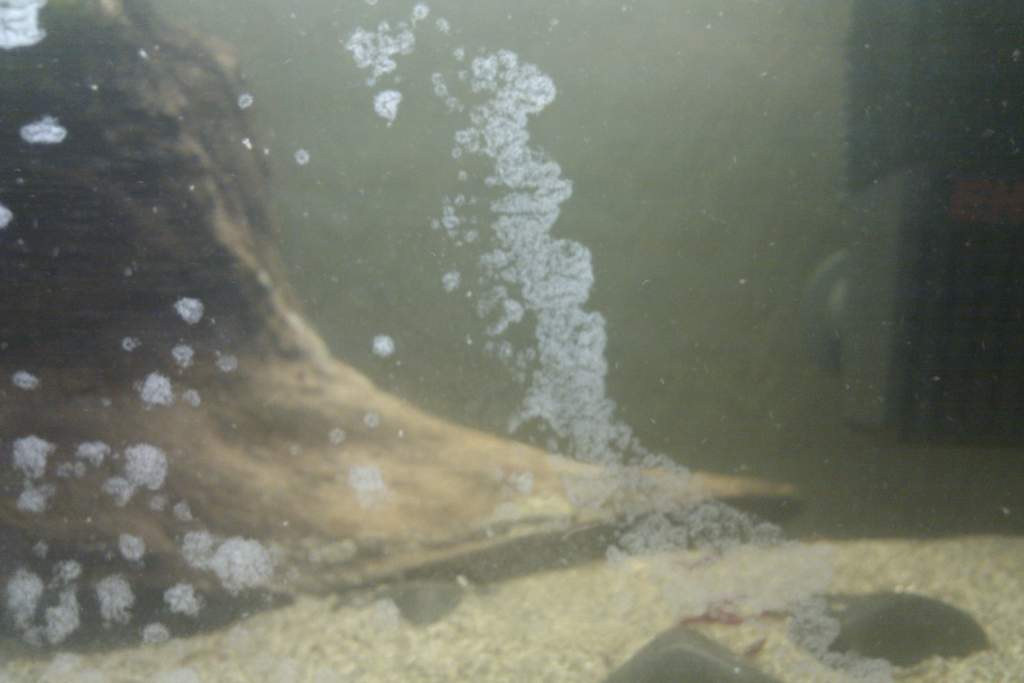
<box><xmin>0</xmin><ymin>0</ymin><xmax>793</xmax><ymax>597</ymax></box>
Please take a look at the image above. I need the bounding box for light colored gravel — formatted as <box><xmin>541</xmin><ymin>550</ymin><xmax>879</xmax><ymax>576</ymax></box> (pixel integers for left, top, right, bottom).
<box><xmin>1</xmin><ymin>536</ymin><xmax>1020</xmax><ymax>682</ymax></box>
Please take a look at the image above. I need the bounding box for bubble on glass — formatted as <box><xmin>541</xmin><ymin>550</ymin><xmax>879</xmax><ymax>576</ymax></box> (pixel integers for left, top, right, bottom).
<box><xmin>0</xmin><ymin>201</ymin><xmax>12</xmax><ymax>228</ymax></box>
<box><xmin>435</xmin><ymin>17</ymin><xmax>450</xmax><ymax>34</ymax></box>
<box><xmin>75</xmin><ymin>440</ymin><xmax>110</xmax><ymax>467</ymax></box>
<box><xmin>441</xmin><ymin>270</ymin><xmax>461</xmax><ymax>292</ymax></box>
<box><xmin>411</xmin><ymin>3</ymin><xmax>429</xmax><ymax>23</ymax></box>
<box><xmin>174</xmin><ymin>297</ymin><xmax>204</xmax><ymax>324</ymax></box>
<box><xmin>0</xmin><ymin>0</ymin><xmax>47</xmax><ymax>50</ymax></box>
<box><xmin>95</xmin><ymin>574</ymin><xmax>134</xmax><ymax>625</ymax></box>
<box><xmin>453</xmin><ymin>46</ymin><xmax>465</xmax><ymax>61</ymax></box>
<box><xmin>139</xmin><ymin>371</ymin><xmax>174</xmax><ymax>407</ymax></box>
<box><xmin>43</xmin><ymin>587</ymin><xmax>80</xmax><ymax>645</ymax></box>
<box><xmin>13</xmin><ymin>435</ymin><xmax>54</xmax><ymax>479</ymax></box>
<box><xmin>121</xmin><ymin>336</ymin><xmax>142</xmax><ymax>352</ymax></box>
<box><xmin>171</xmin><ymin>343</ymin><xmax>194</xmax><ymax>368</ymax></box>
<box><xmin>237</xmin><ymin>92</ymin><xmax>254</xmax><ymax>109</ymax></box>
<box><xmin>149</xmin><ymin>494</ymin><xmax>168</xmax><ymax>512</ymax></box>
<box><xmin>19</xmin><ymin>115</ymin><xmax>66</xmax><ymax>144</ymax></box>
<box><xmin>124</xmin><ymin>443</ymin><xmax>168</xmax><ymax>491</ymax></box>
<box><xmin>373</xmin><ymin>89</ymin><xmax>402</xmax><ymax>125</ymax></box>
<box><xmin>371</xmin><ymin>333</ymin><xmax>395</xmax><ymax>357</ymax></box>
<box><xmin>345</xmin><ymin>21</ymin><xmax>416</xmax><ymax>86</ymax></box>
<box><xmin>17</xmin><ymin>484</ymin><xmax>54</xmax><ymax>513</ymax></box>
<box><xmin>164</xmin><ymin>582</ymin><xmax>202</xmax><ymax>617</ymax></box>
<box><xmin>142</xmin><ymin>622</ymin><xmax>171</xmax><ymax>644</ymax></box>
<box><xmin>32</xmin><ymin>541</ymin><xmax>48</xmax><ymax>559</ymax></box>
<box><xmin>362</xmin><ymin>411</ymin><xmax>380</xmax><ymax>429</ymax></box>
<box><xmin>294</xmin><ymin>148</ymin><xmax>310</xmax><ymax>165</ymax></box>
<box><xmin>173</xmin><ymin>500</ymin><xmax>193</xmax><ymax>522</ymax></box>
<box><xmin>102</xmin><ymin>476</ymin><xmax>135</xmax><ymax>507</ymax></box>
<box><xmin>5</xmin><ymin>568</ymin><xmax>43</xmax><ymax>633</ymax></box>
<box><xmin>119</xmin><ymin>533</ymin><xmax>146</xmax><ymax>562</ymax></box>
<box><xmin>182</xmin><ymin>388</ymin><xmax>202</xmax><ymax>407</ymax></box>
<box><xmin>328</xmin><ymin>427</ymin><xmax>346</xmax><ymax>446</ymax></box>
<box><xmin>206</xmin><ymin>537</ymin><xmax>273</xmax><ymax>595</ymax></box>
<box><xmin>11</xmin><ymin>369</ymin><xmax>39</xmax><ymax>390</ymax></box>
<box><xmin>215</xmin><ymin>353</ymin><xmax>238</xmax><ymax>373</ymax></box>
<box><xmin>348</xmin><ymin>463</ymin><xmax>387</xmax><ymax>507</ymax></box>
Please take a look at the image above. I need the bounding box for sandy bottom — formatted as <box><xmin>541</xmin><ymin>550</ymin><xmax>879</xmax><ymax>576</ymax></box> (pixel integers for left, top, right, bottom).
<box><xmin>1</xmin><ymin>535</ymin><xmax>1021</xmax><ymax>683</ymax></box>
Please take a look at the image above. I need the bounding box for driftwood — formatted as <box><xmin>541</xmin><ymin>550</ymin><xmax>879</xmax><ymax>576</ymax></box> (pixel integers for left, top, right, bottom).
<box><xmin>0</xmin><ymin>0</ymin><xmax>793</xmax><ymax>600</ymax></box>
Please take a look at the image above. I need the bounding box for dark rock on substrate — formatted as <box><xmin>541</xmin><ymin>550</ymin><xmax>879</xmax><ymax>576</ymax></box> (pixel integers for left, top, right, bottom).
<box><xmin>381</xmin><ymin>580</ymin><xmax>465</xmax><ymax>627</ymax></box>
<box><xmin>827</xmin><ymin>592</ymin><xmax>989</xmax><ymax>667</ymax></box>
<box><xmin>602</xmin><ymin>625</ymin><xmax>780</xmax><ymax>683</ymax></box>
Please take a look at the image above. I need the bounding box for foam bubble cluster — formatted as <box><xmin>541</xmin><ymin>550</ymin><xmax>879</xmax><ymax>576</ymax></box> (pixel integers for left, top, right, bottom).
<box><xmin>11</xmin><ymin>369</ymin><xmax>39</xmax><ymax>390</ymax></box>
<box><xmin>345</xmin><ymin>21</ymin><xmax>415</xmax><ymax>86</ymax></box>
<box><xmin>19</xmin><ymin>115</ymin><xmax>66</xmax><ymax>144</ymax></box>
<box><xmin>0</xmin><ymin>0</ymin><xmax>47</xmax><ymax>50</ymax></box>
<box><xmin>0</xmin><ymin>201</ymin><xmax>12</xmax><ymax>228</ymax></box>
<box><xmin>373</xmin><ymin>89</ymin><xmax>402</xmax><ymax>125</ymax></box>
<box><xmin>173</xmin><ymin>297</ymin><xmax>204</xmax><ymax>325</ymax></box>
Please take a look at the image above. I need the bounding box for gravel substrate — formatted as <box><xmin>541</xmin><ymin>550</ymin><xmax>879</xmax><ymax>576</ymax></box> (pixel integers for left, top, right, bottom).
<box><xmin>1</xmin><ymin>536</ymin><xmax>1020</xmax><ymax>683</ymax></box>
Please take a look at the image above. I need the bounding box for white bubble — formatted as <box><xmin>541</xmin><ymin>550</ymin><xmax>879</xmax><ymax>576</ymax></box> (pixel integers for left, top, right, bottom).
<box><xmin>11</xmin><ymin>370</ymin><xmax>39</xmax><ymax>390</ymax></box>
<box><xmin>371</xmin><ymin>334</ymin><xmax>395</xmax><ymax>357</ymax></box>
<box><xmin>182</xmin><ymin>389</ymin><xmax>202</xmax><ymax>407</ymax></box>
<box><xmin>16</xmin><ymin>484</ymin><xmax>54</xmax><ymax>513</ymax></box>
<box><xmin>139</xmin><ymin>372</ymin><xmax>174</xmax><ymax>407</ymax></box>
<box><xmin>453</xmin><ymin>46</ymin><xmax>465</xmax><ymax>62</ymax></box>
<box><xmin>180</xmin><ymin>531</ymin><xmax>215</xmax><ymax>568</ymax></box>
<box><xmin>102</xmin><ymin>476</ymin><xmax>135</xmax><ymax>506</ymax></box>
<box><xmin>5</xmin><ymin>569</ymin><xmax>43</xmax><ymax>632</ymax></box>
<box><xmin>95</xmin><ymin>575</ymin><xmax>134</xmax><ymax>625</ymax></box>
<box><xmin>435</xmin><ymin>17</ymin><xmax>450</xmax><ymax>34</ymax></box>
<box><xmin>19</xmin><ymin>115</ymin><xmax>66</xmax><ymax>144</ymax></box>
<box><xmin>53</xmin><ymin>560</ymin><xmax>81</xmax><ymax>585</ymax></box>
<box><xmin>121</xmin><ymin>336</ymin><xmax>141</xmax><ymax>352</ymax></box>
<box><xmin>76</xmin><ymin>441</ymin><xmax>110</xmax><ymax>467</ymax></box>
<box><xmin>345</xmin><ymin>22</ymin><xmax>415</xmax><ymax>86</ymax></box>
<box><xmin>442</xmin><ymin>270</ymin><xmax>461</xmax><ymax>292</ymax></box>
<box><xmin>174</xmin><ymin>297</ymin><xmax>204</xmax><ymax>325</ymax></box>
<box><xmin>237</xmin><ymin>92</ymin><xmax>254</xmax><ymax>109</ymax></box>
<box><xmin>0</xmin><ymin>201</ymin><xmax>12</xmax><ymax>229</ymax></box>
<box><xmin>348</xmin><ymin>464</ymin><xmax>387</xmax><ymax>507</ymax></box>
<box><xmin>411</xmin><ymin>3</ymin><xmax>429</xmax><ymax>22</ymax></box>
<box><xmin>12</xmin><ymin>435</ymin><xmax>54</xmax><ymax>479</ymax></box>
<box><xmin>142</xmin><ymin>622</ymin><xmax>171</xmax><ymax>644</ymax></box>
<box><xmin>173</xmin><ymin>500</ymin><xmax>193</xmax><ymax>522</ymax></box>
<box><xmin>164</xmin><ymin>583</ymin><xmax>202</xmax><ymax>617</ymax></box>
<box><xmin>373</xmin><ymin>89</ymin><xmax>402</xmax><ymax>125</ymax></box>
<box><xmin>119</xmin><ymin>534</ymin><xmax>146</xmax><ymax>562</ymax></box>
<box><xmin>44</xmin><ymin>588</ymin><xmax>80</xmax><ymax>645</ymax></box>
<box><xmin>363</xmin><ymin>411</ymin><xmax>380</xmax><ymax>429</ymax></box>
<box><xmin>0</xmin><ymin>0</ymin><xmax>47</xmax><ymax>50</ymax></box>
<box><xmin>294</xmin><ymin>148</ymin><xmax>310</xmax><ymax>166</ymax></box>
<box><xmin>207</xmin><ymin>538</ymin><xmax>273</xmax><ymax>595</ymax></box>
<box><xmin>172</xmin><ymin>344</ymin><xmax>194</xmax><ymax>368</ymax></box>
<box><xmin>328</xmin><ymin>427</ymin><xmax>346</xmax><ymax>446</ymax></box>
<box><xmin>124</xmin><ymin>443</ymin><xmax>168</xmax><ymax>490</ymax></box>
<box><xmin>215</xmin><ymin>353</ymin><xmax>238</xmax><ymax>373</ymax></box>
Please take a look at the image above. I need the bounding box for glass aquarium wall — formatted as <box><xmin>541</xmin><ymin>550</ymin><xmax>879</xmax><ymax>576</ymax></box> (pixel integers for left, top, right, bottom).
<box><xmin>0</xmin><ymin>1</ymin><xmax>1021</xmax><ymax>681</ymax></box>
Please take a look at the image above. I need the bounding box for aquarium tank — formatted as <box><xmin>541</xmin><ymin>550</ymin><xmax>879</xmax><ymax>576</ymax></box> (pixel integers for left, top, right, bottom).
<box><xmin>0</xmin><ymin>1</ymin><xmax>1021</xmax><ymax>681</ymax></box>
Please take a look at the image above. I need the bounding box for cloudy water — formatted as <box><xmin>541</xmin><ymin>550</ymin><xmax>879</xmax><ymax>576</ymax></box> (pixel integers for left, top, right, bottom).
<box><xmin>1</xmin><ymin>0</ymin><xmax>1022</xmax><ymax>681</ymax></box>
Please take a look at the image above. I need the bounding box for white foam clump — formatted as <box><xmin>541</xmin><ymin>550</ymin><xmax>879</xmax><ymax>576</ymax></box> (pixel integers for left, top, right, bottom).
<box><xmin>119</xmin><ymin>533</ymin><xmax>146</xmax><ymax>562</ymax></box>
<box><xmin>174</xmin><ymin>297</ymin><xmax>204</xmax><ymax>324</ymax></box>
<box><xmin>124</xmin><ymin>443</ymin><xmax>168</xmax><ymax>490</ymax></box>
<box><xmin>172</xmin><ymin>344</ymin><xmax>194</xmax><ymax>368</ymax></box>
<box><xmin>0</xmin><ymin>201</ymin><xmax>12</xmax><ymax>229</ymax></box>
<box><xmin>411</xmin><ymin>3</ymin><xmax>430</xmax><ymax>23</ymax></box>
<box><xmin>19</xmin><ymin>115</ymin><xmax>66</xmax><ymax>144</ymax></box>
<box><xmin>95</xmin><ymin>574</ymin><xmax>134</xmax><ymax>625</ymax></box>
<box><xmin>345</xmin><ymin>21</ymin><xmax>415</xmax><ymax>86</ymax></box>
<box><xmin>373</xmin><ymin>89</ymin><xmax>402</xmax><ymax>125</ymax></box>
<box><xmin>215</xmin><ymin>353</ymin><xmax>238</xmax><ymax>373</ymax></box>
<box><xmin>348</xmin><ymin>464</ymin><xmax>387</xmax><ymax>507</ymax></box>
<box><xmin>441</xmin><ymin>270</ymin><xmax>461</xmax><ymax>292</ymax></box>
<box><xmin>164</xmin><ymin>582</ymin><xmax>202</xmax><ymax>617</ymax></box>
<box><xmin>12</xmin><ymin>435</ymin><xmax>54</xmax><ymax>479</ymax></box>
<box><xmin>181</xmin><ymin>532</ymin><xmax>273</xmax><ymax>595</ymax></box>
<box><xmin>371</xmin><ymin>334</ymin><xmax>395</xmax><ymax>357</ymax></box>
<box><xmin>0</xmin><ymin>1</ymin><xmax>47</xmax><ymax>50</ymax></box>
<box><xmin>451</xmin><ymin>50</ymin><xmax>635</xmax><ymax>465</ymax></box>
<box><xmin>17</xmin><ymin>484</ymin><xmax>54</xmax><ymax>513</ymax></box>
<box><xmin>182</xmin><ymin>388</ymin><xmax>202</xmax><ymax>407</ymax></box>
<box><xmin>142</xmin><ymin>622</ymin><xmax>171</xmax><ymax>644</ymax></box>
<box><xmin>121</xmin><ymin>336</ymin><xmax>141</xmax><ymax>351</ymax></box>
<box><xmin>11</xmin><ymin>370</ymin><xmax>39</xmax><ymax>390</ymax></box>
<box><xmin>76</xmin><ymin>440</ymin><xmax>110</xmax><ymax>467</ymax></box>
<box><xmin>140</xmin><ymin>371</ymin><xmax>174</xmax><ymax>407</ymax></box>
<box><xmin>237</xmin><ymin>92</ymin><xmax>254</xmax><ymax>109</ymax></box>
<box><xmin>5</xmin><ymin>568</ymin><xmax>43</xmax><ymax>631</ymax></box>
<box><xmin>328</xmin><ymin>427</ymin><xmax>346</xmax><ymax>445</ymax></box>
<box><xmin>294</xmin><ymin>148</ymin><xmax>310</xmax><ymax>166</ymax></box>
